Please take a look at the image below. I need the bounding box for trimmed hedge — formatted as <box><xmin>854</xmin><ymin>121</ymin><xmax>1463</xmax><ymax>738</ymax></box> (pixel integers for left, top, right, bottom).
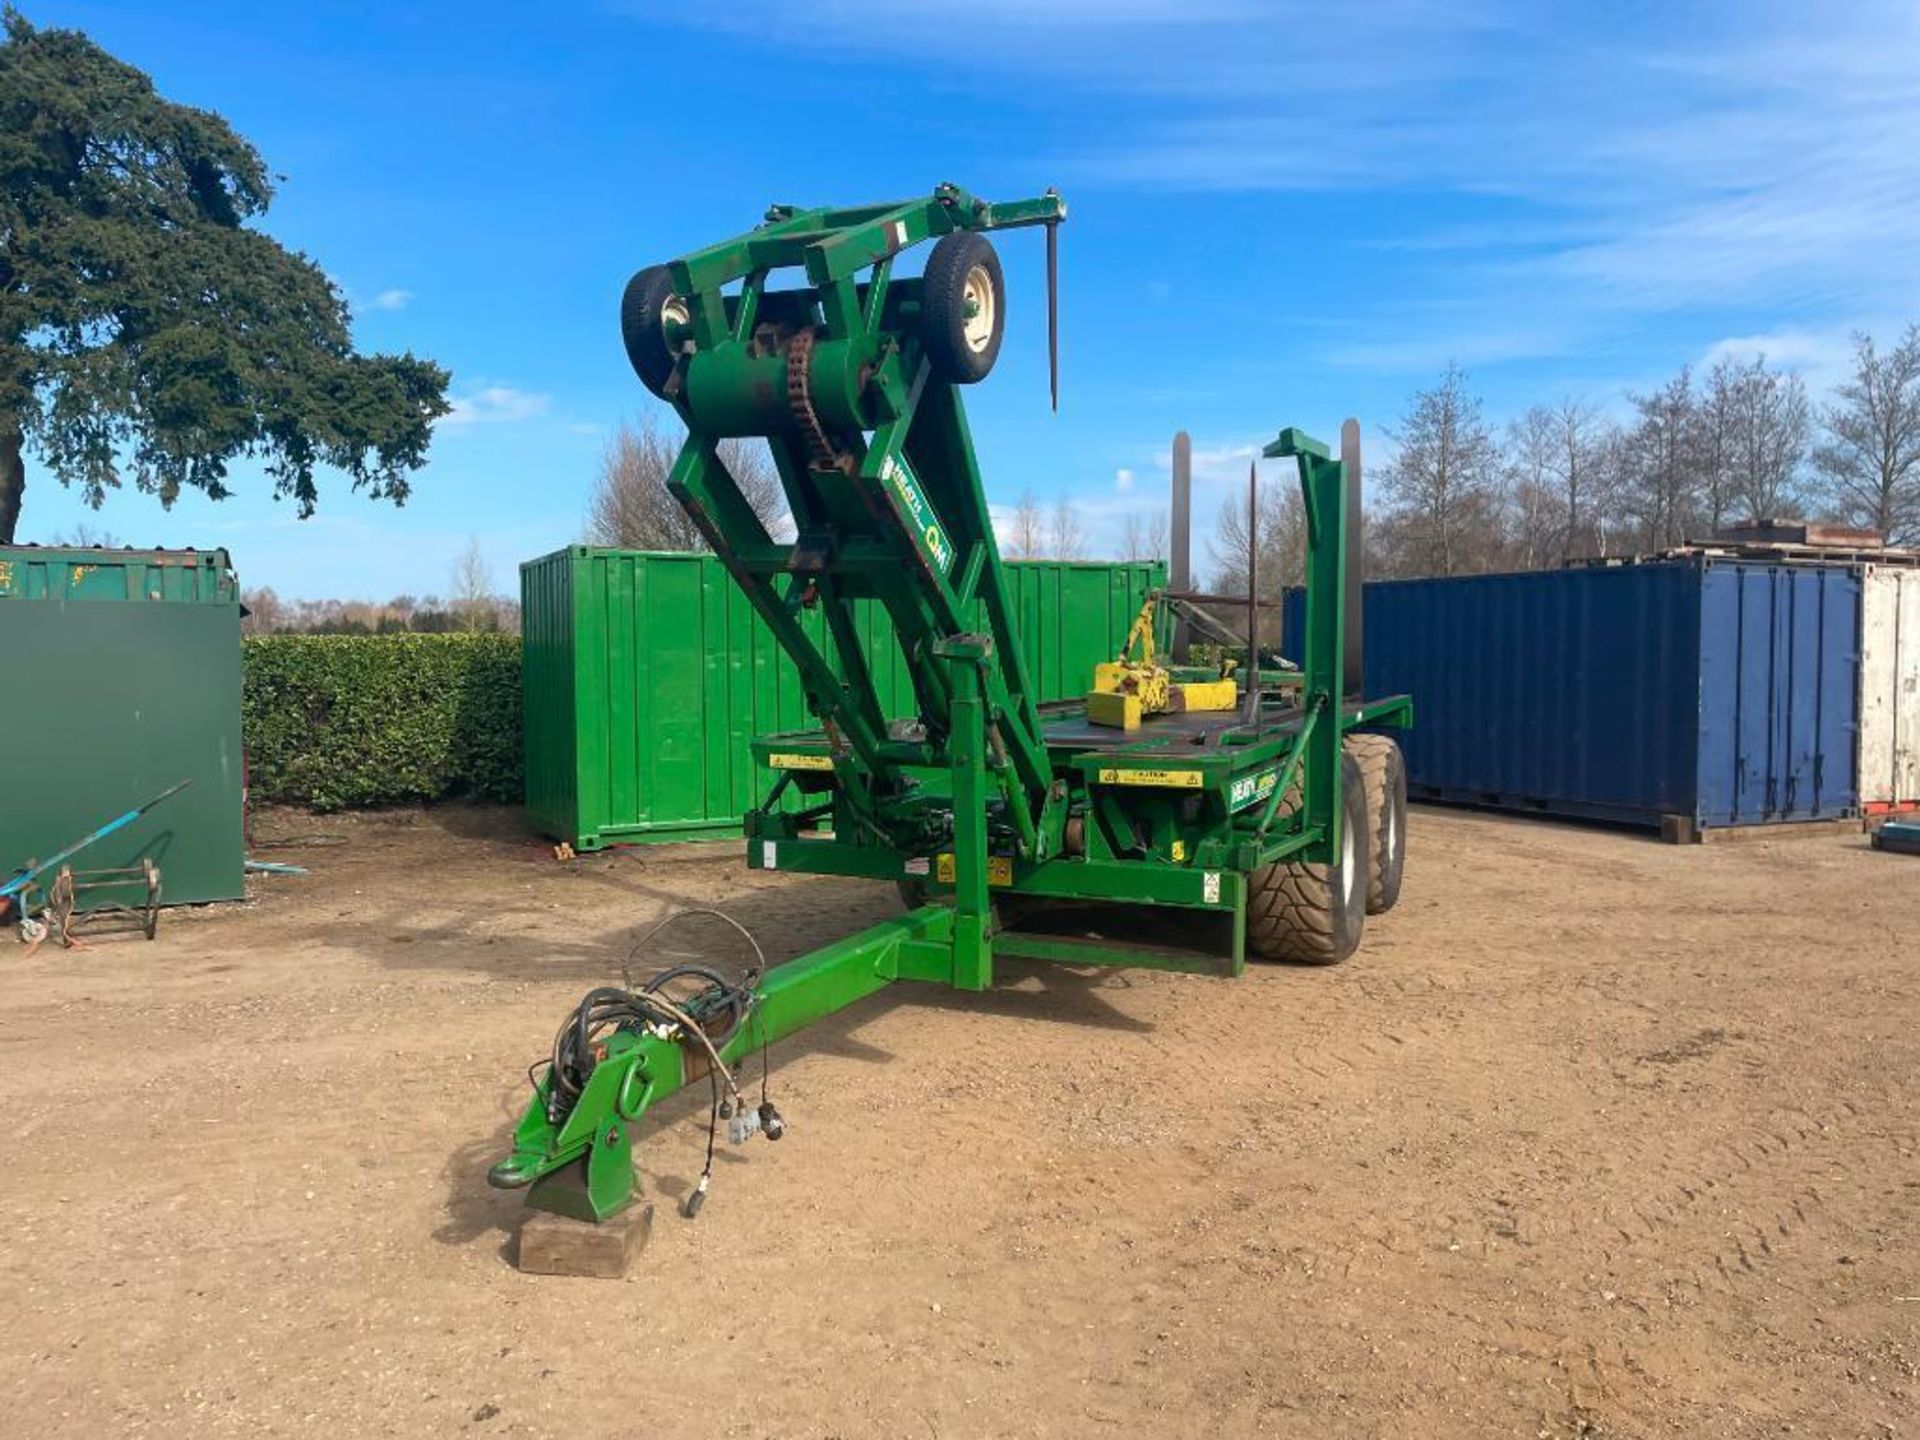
<box><xmin>244</xmin><ymin>634</ymin><xmax>522</xmax><ymax>810</ymax></box>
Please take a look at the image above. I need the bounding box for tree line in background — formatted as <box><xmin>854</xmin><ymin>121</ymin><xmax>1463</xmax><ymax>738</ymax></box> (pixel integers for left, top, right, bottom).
<box><xmin>1216</xmin><ymin>326</ymin><xmax>1920</xmax><ymax>620</ymax></box>
<box><xmin>581</xmin><ymin>413</ymin><xmax>1175</xmax><ymax>564</ymax></box>
<box><xmin>1368</xmin><ymin>327</ymin><xmax>1920</xmax><ymax>581</ymax></box>
<box><xmin>248</xmin><ymin>325</ymin><xmax>1918</xmax><ymax>633</ymax></box>
<box><xmin>241</xmin><ymin>538</ymin><xmax>517</xmax><ymax>635</ymax></box>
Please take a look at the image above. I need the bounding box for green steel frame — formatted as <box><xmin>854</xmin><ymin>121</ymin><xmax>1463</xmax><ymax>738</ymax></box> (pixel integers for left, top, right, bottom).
<box><xmin>491</xmin><ymin>186</ymin><xmax>1411</xmax><ymax>1223</ymax></box>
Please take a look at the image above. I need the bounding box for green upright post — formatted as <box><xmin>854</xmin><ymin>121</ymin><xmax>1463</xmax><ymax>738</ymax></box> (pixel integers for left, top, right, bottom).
<box><xmin>1264</xmin><ymin>427</ymin><xmax>1346</xmax><ymax>865</ymax></box>
<box><xmin>937</xmin><ymin>634</ymin><xmax>993</xmax><ymax>991</ymax></box>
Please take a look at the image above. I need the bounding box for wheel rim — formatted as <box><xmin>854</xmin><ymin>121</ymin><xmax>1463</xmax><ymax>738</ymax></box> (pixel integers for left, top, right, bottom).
<box><xmin>1340</xmin><ymin>822</ymin><xmax>1357</xmax><ymax>907</ymax></box>
<box><xmin>961</xmin><ymin>264</ymin><xmax>996</xmax><ymax>353</ymax></box>
<box><xmin>661</xmin><ymin>294</ymin><xmax>690</xmax><ymax>336</ymax></box>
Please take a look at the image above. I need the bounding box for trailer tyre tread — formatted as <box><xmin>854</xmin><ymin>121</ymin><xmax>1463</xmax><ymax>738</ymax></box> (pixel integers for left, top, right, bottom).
<box><xmin>1343</xmin><ymin>733</ymin><xmax>1407</xmax><ymax>914</ymax></box>
<box><xmin>1245</xmin><ymin>753</ymin><xmax>1369</xmax><ymax>965</ymax></box>
<box><xmin>921</xmin><ymin>232</ymin><xmax>1006</xmax><ymax>383</ymax></box>
<box><xmin>620</xmin><ymin>264</ymin><xmax>682</xmax><ymax>399</ymax></box>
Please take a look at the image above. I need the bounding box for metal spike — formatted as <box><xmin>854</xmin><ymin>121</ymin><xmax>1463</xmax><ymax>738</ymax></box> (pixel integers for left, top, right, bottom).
<box><xmin>1045</xmin><ymin>213</ymin><xmax>1060</xmax><ymax>412</ymax></box>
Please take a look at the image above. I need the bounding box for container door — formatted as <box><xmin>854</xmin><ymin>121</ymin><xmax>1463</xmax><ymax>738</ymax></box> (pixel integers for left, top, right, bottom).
<box><xmin>1860</xmin><ymin>567</ymin><xmax>1895</xmax><ymax>807</ymax></box>
<box><xmin>1698</xmin><ymin>562</ymin><xmax>1859</xmax><ymax>827</ymax></box>
<box><xmin>1863</xmin><ymin>567</ymin><xmax>1920</xmax><ymax>808</ymax></box>
<box><xmin>1901</xmin><ymin>570</ymin><xmax>1920</xmax><ymax>806</ymax></box>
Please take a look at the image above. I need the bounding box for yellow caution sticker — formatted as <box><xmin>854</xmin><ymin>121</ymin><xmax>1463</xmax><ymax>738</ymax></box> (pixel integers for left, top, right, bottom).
<box><xmin>935</xmin><ymin>853</ymin><xmax>1013</xmax><ymax>886</ymax></box>
<box><xmin>766</xmin><ymin>753</ymin><xmax>834</xmax><ymax>771</ymax></box>
<box><xmin>1096</xmin><ymin>767</ymin><xmax>1204</xmax><ymax>789</ymax></box>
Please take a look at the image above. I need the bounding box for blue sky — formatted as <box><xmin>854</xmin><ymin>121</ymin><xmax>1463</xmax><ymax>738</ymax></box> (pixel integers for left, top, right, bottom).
<box><xmin>21</xmin><ymin>0</ymin><xmax>1920</xmax><ymax>597</ymax></box>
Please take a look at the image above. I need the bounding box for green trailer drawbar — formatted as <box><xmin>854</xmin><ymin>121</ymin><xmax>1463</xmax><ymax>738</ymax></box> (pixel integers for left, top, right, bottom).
<box><xmin>521</xmin><ymin>548</ymin><xmax>1165</xmax><ymax>849</ymax></box>
<box><xmin>0</xmin><ymin>546</ymin><xmax>245</xmax><ymax>910</ymax></box>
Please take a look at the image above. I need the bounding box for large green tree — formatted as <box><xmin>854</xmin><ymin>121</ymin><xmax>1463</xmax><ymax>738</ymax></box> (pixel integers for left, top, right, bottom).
<box><xmin>0</xmin><ymin>10</ymin><xmax>449</xmax><ymax>543</ymax></box>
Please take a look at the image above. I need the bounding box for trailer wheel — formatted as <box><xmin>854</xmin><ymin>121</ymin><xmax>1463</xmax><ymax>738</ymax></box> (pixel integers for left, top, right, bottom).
<box><xmin>920</xmin><ymin>232</ymin><xmax>1005</xmax><ymax>383</ymax></box>
<box><xmin>620</xmin><ymin>264</ymin><xmax>688</xmax><ymax>398</ymax></box>
<box><xmin>1343</xmin><ymin>733</ymin><xmax>1407</xmax><ymax>914</ymax></box>
<box><xmin>1246</xmin><ymin>752</ymin><xmax>1369</xmax><ymax>965</ymax></box>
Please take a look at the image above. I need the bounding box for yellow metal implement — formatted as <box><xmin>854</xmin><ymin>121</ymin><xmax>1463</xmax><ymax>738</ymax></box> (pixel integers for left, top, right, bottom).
<box><xmin>1086</xmin><ymin>591</ymin><xmax>1238</xmax><ymax>730</ymax></box>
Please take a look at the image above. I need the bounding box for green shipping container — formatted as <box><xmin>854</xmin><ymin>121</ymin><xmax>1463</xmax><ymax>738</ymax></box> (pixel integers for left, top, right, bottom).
<box><xmin>522</xmin><ymin>549</ymin><xmax>1166</xmax><ymax>848</ymax></box>
<box><xmin>0</xmin><ymin>546</ymin><xmax>246</xmax><ymax>908</ymax></box>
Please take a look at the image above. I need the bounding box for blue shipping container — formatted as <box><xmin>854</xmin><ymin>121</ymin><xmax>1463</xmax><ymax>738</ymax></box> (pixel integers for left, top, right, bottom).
<box><xmin>1284</xmin><ymin>558</ymin><xmax>1860</xmax><ymax>832</ymax></box>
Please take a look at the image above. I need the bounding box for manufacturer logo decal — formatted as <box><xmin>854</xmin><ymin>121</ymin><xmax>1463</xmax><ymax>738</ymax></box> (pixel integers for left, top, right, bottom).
<box><xmin>881</xmin><ymin>454</ymin><xmax>954</xmax><ymax>574</ymax></box>
<box><xmin>1228</xmin><ymin>768</ymin><xmax>1280</xmax><ymax>812</ymax></box>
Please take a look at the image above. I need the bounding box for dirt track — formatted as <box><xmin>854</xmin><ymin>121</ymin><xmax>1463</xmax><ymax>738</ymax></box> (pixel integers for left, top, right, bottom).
<box><xmin>2</xmin><ymin>805</ymin><xmax>1915</xmax><ymax>1438</ymax></box>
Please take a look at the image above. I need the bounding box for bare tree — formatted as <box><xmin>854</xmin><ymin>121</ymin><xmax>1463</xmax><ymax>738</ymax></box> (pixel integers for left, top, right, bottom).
<box><xmin>1118</xmin><ymin>509</ymin><xmax>1169</xmax><ymax>563</ymax></box>
<box><xmin>1208</xmin><ymin>480</ymin><xmax>1307</xmax><ymax>649</ymax></box>
<box><xmin>450</xmin><ymin>537</ymin><xmax>497</xmax><ymax>632</ymax></box>
<box><xmin>1695</xmin><ymin>359</ymin><xmax>1743</xmax><ymax>533</ymax></box>
<box><xmin>240</xmin><ymin>586</ymin><xmax>285</xmax><ymax>635</ymax></box>
<box><xmin>1722</xmin><ymin>355</ymin><xmax>1810</xmax><ymax>521</ymax></box>
<box><xmin>586</xmin><ymin>413</ymin><xmax>785</xmax><ymax>550</ymax></box>
<box><xmin>53</xmin><ymin>521</ymin><xmax>121</xmax><ymax>547</ymax></box>
<box><xmin>1619</xmin><ymin>367</ymin><xmax>1700</xmax><ymax>552</ymax></box>
<box><xmin>1547</xmin><ymin>397</ymin><xmax>1617</xmax><ymax>563</ymax></box>
<box><xmin>1003</xmin><ymin>487</ymin><xmax>1044</xmax><ymax>559</ymax></box>
<box><xmin>1814</xmin><ymin>326</ymin><xmax>1920</xmax><ymax>545</ymax></box>
<box><xmin>1503</xmin><ymin>406</ymin><xmax>1561</xmax><ymax>570</ymax></box>
<box><xmin>1047</xmin><ymin>496</ymin><xmax>1084</xmax><ymax>561</ymax></box>
<box><xmin>1375</xmin><ymin>363</ymin><xmax>1501</xmax><ymax>577</ymax></box>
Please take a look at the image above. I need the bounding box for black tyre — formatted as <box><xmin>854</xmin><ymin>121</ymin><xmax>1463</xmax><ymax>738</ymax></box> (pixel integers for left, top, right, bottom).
<box><xmin>920</xmin><ymin>232</ymin><xmax>1005</xmax><ymax>383</ymax></box>
<box><xmin>1344</xmin><ymin>733</ymin><xmax>1407</xmax><ymax>914</ymax></box>
<box><xmin>619</xmin><ymin>264</ymin><xmax>687</xmax><ymax>398</ymax></box>
<box><xmin>1245</xmin><ymin>752</ymin><xmax>1370</xmax><ymax>965</ymax></box>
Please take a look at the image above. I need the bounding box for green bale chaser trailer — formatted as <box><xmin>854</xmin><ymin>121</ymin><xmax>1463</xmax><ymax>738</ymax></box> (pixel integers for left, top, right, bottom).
<box><xmin>490</xmin><ymin>185</ymin><xmax>1412</xmax><ymax>1236</ymax></box>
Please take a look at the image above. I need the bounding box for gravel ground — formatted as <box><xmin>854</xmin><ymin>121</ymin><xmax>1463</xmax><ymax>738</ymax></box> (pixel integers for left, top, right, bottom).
<box><xmin>1</xmin><ymin>803</ymin><xmax>1915</xmax><ymax>1438</ymax></box>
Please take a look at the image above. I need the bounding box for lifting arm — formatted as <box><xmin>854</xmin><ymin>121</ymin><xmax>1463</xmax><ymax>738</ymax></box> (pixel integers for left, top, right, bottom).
<box><xmin>634</xmin><ymin>185</ymin><xmax>1069</xmax><ymax>865</ymax></box>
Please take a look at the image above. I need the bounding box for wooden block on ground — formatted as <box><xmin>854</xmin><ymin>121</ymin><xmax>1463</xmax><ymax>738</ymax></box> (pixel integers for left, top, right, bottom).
<box><xmin>516</xmin><ymin>1203</ymin><xmax>652</xmax><ymax>1278</ymax></box>
<box><xmin>1659</xmin><ymin>814</ymin><xmax>1698</xmax><ymax>845</ymax></box>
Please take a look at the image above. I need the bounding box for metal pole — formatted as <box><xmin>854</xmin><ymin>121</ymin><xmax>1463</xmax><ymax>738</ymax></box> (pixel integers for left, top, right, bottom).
<box><xmin>1170</xmin><ymin>430</ymin><xmax>1191</xmax><ymax>661</ymax></box>
<box><xmin>1242</xmin><ymin>460</ymin><xmax>1260</xmax><ymax>724</ymax></box>
<box><xmin>1340</xmin><ymin>418</ymin><xmax>1364</xmax><ymax>699</ymax></box>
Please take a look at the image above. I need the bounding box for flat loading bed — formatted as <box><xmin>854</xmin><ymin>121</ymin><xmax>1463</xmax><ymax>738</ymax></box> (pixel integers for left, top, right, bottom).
<box><xmin>751</xmin><ymin>689</ymin><xmax>1412</xmax><ymax>972</ymax></box>
<box><xmin>488</xmin><ymin>185</ymin><xmax>1413</xmax><ymax>1241</ymax></box>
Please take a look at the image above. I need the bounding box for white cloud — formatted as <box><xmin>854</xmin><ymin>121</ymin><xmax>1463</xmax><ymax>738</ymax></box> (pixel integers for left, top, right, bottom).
<box><xmin>368</xmin><ymin>288</ymin><xmax>413</xmax><ymax>312</ymax></box>
<box><xmin>1115</xmin><ymin>467</ymin><xmax>1135</xmax><ymax>492</ymax></box>
<box><xmin>653</xmin><ymin>3</ymin><xmax>1920</xmax><ymax>365</ymax></box>
<box><xmin>1699</xmin><ymin>327</ymin><xmax>1859</xmax><ymax>395</ymax></box>
<box><xmin>1160</xmin><ymin>440</ymin><xmax>1260</xmax><ymax>492</ymax></box>
<box><xmin>439</xmin><ymin>385</ymin><xmax>553</xmax><ymax>430</ymax></box>
<box><xmin>1326</xmin><ymin>329</ymin><xmax>1564</xmax><ymax>375</ymax></box>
